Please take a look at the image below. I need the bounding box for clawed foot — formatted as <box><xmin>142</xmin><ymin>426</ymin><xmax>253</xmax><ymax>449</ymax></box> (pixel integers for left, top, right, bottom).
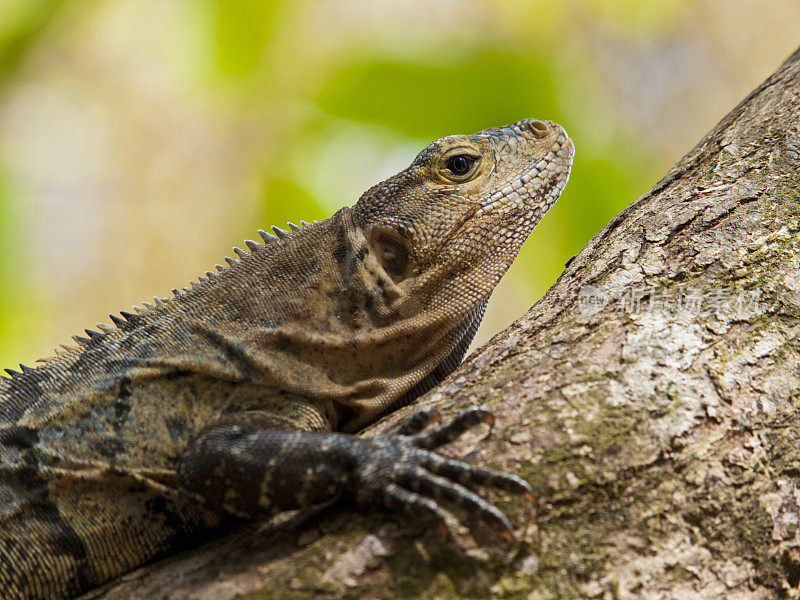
<box><xmin>349</xmin><ymin>407</ymin><xmax>535</xmax><ymax>542</ymax></box>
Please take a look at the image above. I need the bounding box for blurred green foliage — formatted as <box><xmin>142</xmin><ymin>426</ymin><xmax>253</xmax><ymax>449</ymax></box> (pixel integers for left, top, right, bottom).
<box><xmin>259</xmin><ymin>177</ymin><xmax>327</xmax><ymax>228</ymax></box>
<box><xmin>0</xmin><ymin>172</ymin><xmax>10</xmax><ymax>345</ymax></box>
<box><xmin>210</xmin><ymin>0</ymin><xmax>281</xmax><ymax>80</ymax></box>
<box><xmin>316</xmin><ymin>53</ymin><xmax>559</xmax><ymax>138</ymax></box>
<box><xmin>0</xmin><ymin>0</ymin><xmax>65</xmax><ymax>90</ymax></box>
<box><xmin>0</xmin><ymin>1</ymin><xmax>66</xmax><ymax>363</ymax></box>
<box><xmin>5</xmin><ymin>0</ymin><xmax>772</xmax><ymax>366</ymax></box>
<box><xmin>0</xmin><ymin>0</ymin><xmax>664</xmax><ymax>365</ymax></box>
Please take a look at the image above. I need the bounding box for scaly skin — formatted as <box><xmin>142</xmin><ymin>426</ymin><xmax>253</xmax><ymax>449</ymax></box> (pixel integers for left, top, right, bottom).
<box><xmin>0</xmin><ymin>119</ymin><xmax>573</xmax><ymax>600</ymax></box>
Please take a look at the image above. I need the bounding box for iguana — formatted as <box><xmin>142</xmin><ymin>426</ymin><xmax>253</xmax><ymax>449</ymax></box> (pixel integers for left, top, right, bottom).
<box><xmin>0</xmin><ymin>119</ymin><xmax>573</xmax><ymax>600</ymax></box>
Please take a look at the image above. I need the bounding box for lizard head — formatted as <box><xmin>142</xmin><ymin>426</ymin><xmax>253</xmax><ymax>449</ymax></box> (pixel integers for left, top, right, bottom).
<box><xmin>353</xmin><ymin>119</ymin><xmax>573</xmax><ymax>321</ymax></box>
<box><xmin>167</xmin><ymin>119</ymin><xmax>574</xmax><ymax>426</ymax></box>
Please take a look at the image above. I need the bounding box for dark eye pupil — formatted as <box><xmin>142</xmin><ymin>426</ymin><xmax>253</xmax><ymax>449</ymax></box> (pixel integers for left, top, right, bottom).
<box><xmin>447</xmin><ymin>155</ymin><xmax>474</xmax><ymax>176</ymax></box>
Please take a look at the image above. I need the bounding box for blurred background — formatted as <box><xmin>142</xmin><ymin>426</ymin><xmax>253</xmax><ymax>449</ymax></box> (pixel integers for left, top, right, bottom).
<box><xmin>1</xmin><ymin>0</ymin><xmax>799</xmax><ymax>368</ymax></box>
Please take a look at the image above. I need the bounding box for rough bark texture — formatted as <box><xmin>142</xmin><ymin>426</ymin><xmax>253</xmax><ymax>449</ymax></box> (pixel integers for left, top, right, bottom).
<box><xmin>83</xmin><ymin>48</ymin><xmax>800</xmax><ymax>599</ymax></box>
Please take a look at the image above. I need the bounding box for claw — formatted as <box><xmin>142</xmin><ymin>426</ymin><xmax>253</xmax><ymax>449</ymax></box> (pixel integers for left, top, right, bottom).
<box><xmin>502</xmin><ymin>530</ymin><xmax>515</xmax><ymax>543</ymax></box>
<box><xmin>524</xmin><ymin>490</ymin><xmax>537</xmax><ymax>504</ymax></box>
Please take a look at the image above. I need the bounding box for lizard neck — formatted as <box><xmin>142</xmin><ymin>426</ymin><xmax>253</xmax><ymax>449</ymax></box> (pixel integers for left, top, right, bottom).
<box><xmin>229</xmin><ymin>208</ymin><xmax>483</xmax><ymax>421</ymax></box>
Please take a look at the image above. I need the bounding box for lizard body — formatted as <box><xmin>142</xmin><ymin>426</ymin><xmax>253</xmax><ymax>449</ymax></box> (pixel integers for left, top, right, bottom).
<box><xmin>0</xmin><ymin>119</ymin><xmax>573</xmax><ymax>599</ymax></box>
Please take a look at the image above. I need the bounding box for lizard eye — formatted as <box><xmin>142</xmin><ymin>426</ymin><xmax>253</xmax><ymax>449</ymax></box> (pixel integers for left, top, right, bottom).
<box><xmin>371</xmin><ymin>230</ymin><xmax>410</xmax><ymax>283</ymax></box>
<box><xmin>446</xmin><ymin>155</ymin><xmax>474</xmax><ymax>176</ymax></box>
<box><xmin>440</xmin><ymin>152</ymin><xmax>481</xmax><ymax>182</ymax></box>
<box><xmin>445</xmin><ymin>154</ymin><xmax>477</xmax><ymax>177</ymax></box>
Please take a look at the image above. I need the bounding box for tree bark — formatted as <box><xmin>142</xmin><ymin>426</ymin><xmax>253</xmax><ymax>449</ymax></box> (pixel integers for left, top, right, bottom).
<box><xmin>83</xmin><ymin>47</ymin><xmax>800</xmax><ymax>600</ymax></box>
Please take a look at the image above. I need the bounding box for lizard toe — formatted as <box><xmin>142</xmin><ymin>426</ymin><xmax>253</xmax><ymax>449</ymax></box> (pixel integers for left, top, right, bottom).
<box><xmin>381</xmin><ymin>482</ymin><xmax>459</xmax><ymax>534</ymax></box>
<box><xmin>421</xmin><ymin>452</ymin><xmax>536</xmax><ymax>502</ymax></box>
<box><xmin>394</xmin><ymin>406</ymin><xmax>442</xmax><ymax>436</ymax></box>
<box><xmin>410</xmin><ymin>407</ymin><xmax>494</xmax><ymax>450</ymax></box>
<box><xmin>397</xmin><ymin>464</ymin><xmax>514</xmax><ymax>534</ymax></box>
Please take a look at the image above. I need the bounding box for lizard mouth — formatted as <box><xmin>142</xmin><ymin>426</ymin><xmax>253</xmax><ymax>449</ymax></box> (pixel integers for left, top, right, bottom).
<box><xmin>476</xmin><ymin>125</ymin><xmax>573</xmax><ymax>219</ymax></box>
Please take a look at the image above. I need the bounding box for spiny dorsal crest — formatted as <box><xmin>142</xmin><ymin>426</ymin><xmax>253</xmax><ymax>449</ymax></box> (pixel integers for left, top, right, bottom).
<box><xmin>3</xmin><ymin>219</ymin><xmax>317</xmax><ymax>374</ymax></box>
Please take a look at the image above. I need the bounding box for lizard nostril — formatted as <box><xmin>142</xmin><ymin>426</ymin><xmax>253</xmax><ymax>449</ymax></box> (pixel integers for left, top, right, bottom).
<box><xmin>526</xmin><ymin>120</ymin><xmax>549</xmax><ymax>139</ymax></box>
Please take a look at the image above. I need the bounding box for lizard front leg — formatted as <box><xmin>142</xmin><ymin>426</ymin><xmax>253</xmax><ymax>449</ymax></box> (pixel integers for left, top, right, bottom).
<box><xmin>175</xmin><ymin>407</ymin><xmax>534</xmax><ymax>540</ymax></box>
